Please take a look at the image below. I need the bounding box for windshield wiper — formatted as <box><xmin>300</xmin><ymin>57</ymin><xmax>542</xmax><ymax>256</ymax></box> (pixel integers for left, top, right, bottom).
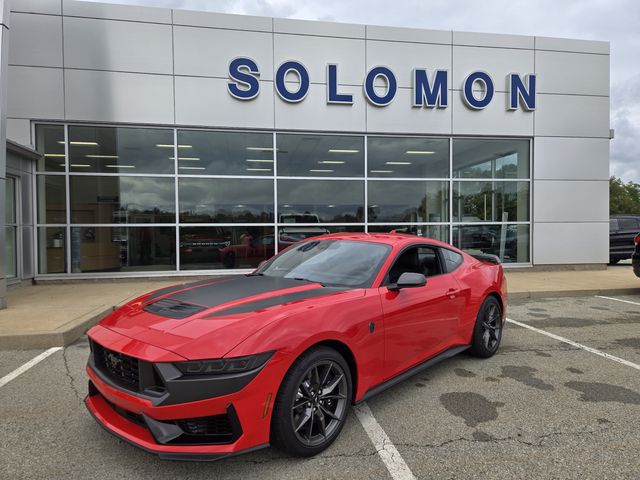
<box><xmin>293</xmin><ymin>277</ymin><xmax>326</xmax><ymax>287</ymax></box>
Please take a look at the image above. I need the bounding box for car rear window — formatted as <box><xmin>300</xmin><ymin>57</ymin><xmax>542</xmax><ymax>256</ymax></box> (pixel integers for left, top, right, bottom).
<box><xmin>441</xmin><ymin>248</ymin><xmax>464</xmax><ymax>272</ymax></box>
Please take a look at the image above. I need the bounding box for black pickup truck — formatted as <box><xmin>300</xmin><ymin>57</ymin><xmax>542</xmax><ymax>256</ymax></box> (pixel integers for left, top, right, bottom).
<box><xmin>609</xmin><ymin>215</ymin><xmax>640</xmax><ymax>264</ymax></box>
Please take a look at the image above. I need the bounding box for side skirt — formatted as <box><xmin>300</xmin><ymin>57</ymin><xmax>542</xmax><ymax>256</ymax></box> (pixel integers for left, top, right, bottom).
<box><xmin>357</xmin><ymin>345</ymin><xmax>470</xmax><ymax>403</ymax></box>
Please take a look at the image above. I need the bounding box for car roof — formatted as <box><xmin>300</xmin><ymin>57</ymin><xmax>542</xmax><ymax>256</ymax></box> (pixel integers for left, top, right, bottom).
<box><xmin>308</xmin><ymin>232</ymin><xmax>454</xmax><ymax>249</ymax></box>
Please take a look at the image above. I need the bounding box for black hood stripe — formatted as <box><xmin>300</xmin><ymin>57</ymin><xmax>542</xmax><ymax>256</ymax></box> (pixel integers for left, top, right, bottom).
<box><xmin>205</xmin><ymin>287</ymin><xmax>347</xmax><ymax>317</ymax></box>
<box><xmin>146</xmin><ymin>277</ymin><xmax>233</xmax><ymax>302</ymax></box>
<box><xmin>166</xmin><ymin>275</ymin><xmax>319</xmax><ymax>308</ymax></box>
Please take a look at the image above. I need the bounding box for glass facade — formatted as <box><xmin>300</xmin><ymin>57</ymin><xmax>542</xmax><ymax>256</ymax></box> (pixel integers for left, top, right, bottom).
<box><xmin>35</xmin><ymin>124</ymin><xmax>531</xmax><ymax>274</ymax></box>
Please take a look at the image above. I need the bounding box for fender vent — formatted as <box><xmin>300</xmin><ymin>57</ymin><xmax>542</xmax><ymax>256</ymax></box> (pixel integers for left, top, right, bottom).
<box><xmin>144</xmin><ymin>298</ymin><xmax>206</xmax><ymax>319</ymax></box>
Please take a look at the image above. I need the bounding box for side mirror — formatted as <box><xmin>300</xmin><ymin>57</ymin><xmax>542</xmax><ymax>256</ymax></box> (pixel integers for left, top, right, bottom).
<box><xmin>388</xmin><ymin>272</ymin><xmax>427</xmax><ymax>291</ymax></box>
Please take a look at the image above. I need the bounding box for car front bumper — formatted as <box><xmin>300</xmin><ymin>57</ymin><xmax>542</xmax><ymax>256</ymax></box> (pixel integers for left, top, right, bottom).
<box><xmin>85</xmin><ymin>325</ymin><xmax>289</xmax><ymax>460</ymax></box>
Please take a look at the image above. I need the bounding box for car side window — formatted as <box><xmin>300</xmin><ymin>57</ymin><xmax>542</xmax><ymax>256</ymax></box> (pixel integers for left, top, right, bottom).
<box><xmin>387</xmin><ymin>246</ymin><xmax>443</xmax><ymax>284</ymax></box>
<box><xmin>609</xmin><ymin>219</ymin><xmax>619</xmax><ymax>231</ymax></box>
<box><xmin>620</xmin><ymin>218</ymin><xmax>638</xmax><ymax>231</ymax></box>
<box><xmin>441</xmin><ymin>248</ymin><xmax>463</xmax><ymax>273</ymax></box>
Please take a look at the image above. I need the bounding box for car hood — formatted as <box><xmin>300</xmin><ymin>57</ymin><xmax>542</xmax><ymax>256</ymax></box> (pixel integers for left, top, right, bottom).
<box><xmin>100</xmin><ymin>275</ymin><xmax>353</xmax><ymax>359</ymax></box>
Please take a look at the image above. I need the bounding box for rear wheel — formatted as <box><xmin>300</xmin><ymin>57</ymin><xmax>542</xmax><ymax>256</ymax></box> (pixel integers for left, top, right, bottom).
<box><xmin>271</xmin><ymin>347</ymin><xmax>352</xmax><ymax>457</ymax></box>
<box><xmin>469</xmin><ymin>296</ymin><xmax>503</xmax><ymax>358</ymax></box>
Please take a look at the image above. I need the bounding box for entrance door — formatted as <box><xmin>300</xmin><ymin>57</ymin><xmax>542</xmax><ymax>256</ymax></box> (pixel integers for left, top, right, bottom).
<box><xmin>4</xmin><ymin>176</ymin><xmax>18</xmax><ymax>280</ymax></box>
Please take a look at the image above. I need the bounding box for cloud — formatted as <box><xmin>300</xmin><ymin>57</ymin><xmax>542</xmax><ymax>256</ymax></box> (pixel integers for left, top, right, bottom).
<box><xmin>82</xmin><ymin>0</ymin><xmax>640</xmax><ymax>181</ymax></box>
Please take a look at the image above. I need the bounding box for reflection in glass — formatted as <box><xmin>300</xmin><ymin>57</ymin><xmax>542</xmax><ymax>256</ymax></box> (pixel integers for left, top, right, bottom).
<box><xmin>35</xmin><ymin>125</ymin><xmax>66</xmax><ymax>172</ymax></box>
<box><xmin>37</xmin><ymin>176</ymin><xmax>66</xmax><ymax>224</ymax></box>
<box><xmin>177</xmin><ymin>130</ymin><xmax>274</xmax><ymax>176</ymax></box>
<box><xmin>278</xmin><ymin>180</ymin><xmax>364</xmax><ymax>223</ymax></box>
<box><xmin>180</xmin><ymin>226</ymin><xmax>275</xmax><ymax>270</ymax></box>
<box><xmin>367</xmin><ymin>224</ymin><xmax>449</xmax><ymax>243</ymax></box>
<box><xmin>5</xmin><ymin>227</ymin><xmax>17</xmax><ymax>278</ymax></box>
<box><xmin>453</xmin><ymin>181</ymin><xmax>529</xmax><ymax>223</ymax></box>
<box><xmin>452</xmin><ymin>224</ymin><xmax>529</xmax><ymax>263</ymax></box>
<box><xmin>70</xmin><ymin>176</ymin><xmax>175</xmax><ymax>223</ymax></box>
<box><xmin>68</xmin><ymin>126</ymin><xmax>175</xmax><ymax>174</ymax></box>
<box><xmin>38</xmin><ymin>227</ymin><xmax>66</xmax><ymax>273</ymax></box>
<box><xmin>278</xmin><ymin>225</ymin><xmax>363</xmax><ymax>248</ymax></box>
<box><xmin>368</xmin><ymin>181</ymin><xmax>448</xmax><ymax>223</ymax></box>
<box><xmin>453</xmin><ymin>139</ymin><xmax>529</xmax><ymax>179</ymax></box>
<box><xmin>277</xmin><ymin>134</ymin><xmax>364</xmax><ymax>177</ymax></box>
<box><xmin>179</xmin><ymin>178</ymin><xmax>274</xmax><ymax>223</ymax></box>
<box><xmin>70</xmin><ymin>227</ymin><xmax>175</xmax><ymax>272</ymax></box>
<box><xmin>368</xmin><ymin>137</ymin><xmax>449</xmax><ymax>178</ymax></box>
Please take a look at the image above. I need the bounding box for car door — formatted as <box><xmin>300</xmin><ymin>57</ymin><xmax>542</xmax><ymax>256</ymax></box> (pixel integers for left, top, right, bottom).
<box><xmin>379</xmin><ymin>244</ymin><xmax>464</xmax><ymax>380</ymax></box>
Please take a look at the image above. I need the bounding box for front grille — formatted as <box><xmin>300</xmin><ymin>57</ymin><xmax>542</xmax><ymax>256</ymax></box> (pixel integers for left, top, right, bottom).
<box><xmin>93</xmin><ymin>341</ymin><xmax>140</xmax><ymax>391</ymax></box>
<box><xmin>104</xmin><ymin>397</ymin><xmax>146</xmax><ymax>427</ymax></box>
<box><xmin>176</xmin><ymin>415</ymin><xmax>233</xmax><ymax>437</ymax></box>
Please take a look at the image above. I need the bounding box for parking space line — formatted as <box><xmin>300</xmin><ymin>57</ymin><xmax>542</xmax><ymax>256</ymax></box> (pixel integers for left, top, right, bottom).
<box><xmin>0</xmin><ymin>347</ymin><xmax>63</xmax><ymax>389</ymax></box>
<box><xmin>506</xmin><ymin>318</ymin><xmax>640</xmax><ymax>371</ymax></box>
<box><xmin>596</xmin><ymin>295</ymin><xmax>640</xmax><ymax>307</ymax></box>
<box><xmin>353</xmin><ymin>402</ymin><xmax>416</xmax><ymax>480</ymax></box>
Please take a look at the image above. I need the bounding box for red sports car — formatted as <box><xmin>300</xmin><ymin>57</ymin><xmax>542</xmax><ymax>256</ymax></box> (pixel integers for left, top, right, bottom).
<box><xmin>85</xmin><ymin>233</ymin><xmax>507</xmax><ymax>460</ymax></box>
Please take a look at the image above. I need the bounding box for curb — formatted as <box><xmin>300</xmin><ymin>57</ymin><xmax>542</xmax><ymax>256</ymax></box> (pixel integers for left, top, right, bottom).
<box><xmin>0</xmin><ymin>306</ymin><xmax>115</xmax><ymax>350</ymax></box>
<box><xmin>1</xmin><ymin>288</ymin><xmax>639</xmax><ymax>350</ymax></box>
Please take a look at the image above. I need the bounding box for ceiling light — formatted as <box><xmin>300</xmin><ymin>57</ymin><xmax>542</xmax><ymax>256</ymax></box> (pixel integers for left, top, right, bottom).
<box><xmin>157</xmin><ymin>144</ymin><xmax>192</xmax><ymax>148</ymax></box>
<box><xmin>328</xmin><ymin>149</ymin><xmax>359</xmax><ymax>153</ymax></box>
<box><xmin>327</xmin><ymin>204</ymin><xmax>335</xmax><ymax>208</ymax></box>
<box><xmin>170</xmin><ymin>157</ymin><xmax>201</xmax><ymax>161</ymax></box>
<box><xmin>70</xmin><ymin>164</ymin><xmax>91</xmax><ymax>168</ymax></box>
<box><xmin>309</xmin><ymin>169</ymin><xmax>334</xmax><ymax>173</ymax></box>
<box><xmin>319</xmin><ymin>160</ymin><xmax>346</xmax><ymax>164</ymax></box>
<box><xmin>45</xmin><ymin>153</ymin><xmax>65</xmax><ymax>157</ymax></box>
<box><xmin>370</xmin><ymin>169</ymin><xmax>393</xmax><ymax>173</ymax></box>
<box><xmin>246</xmin><ymin>147</ymin><xmax>274</xmax><ymax>151</ymax></box>
<box><xmin>386</xmin><ymin>161</ymin><xmax>412</xmax><ymax>165</ymax></box>
<box><xmin>246</xmin><ymin>159</ymin><xmax>274</xmax><ymax>163</ymax></box>
<box><xmin>57</xmin><ymin>141</ymin><xmax>66</xmax><ymax>145</ymax></box>
<box><xmin>405</xmin><ymin>150</ymin><xmax>435</xmax><ymax>155</ymax></box>
<box><xmin>246</xmin><ymin>168</ymin><xmax>272</xmax><ymax>172</ymax></box>
<box><xmin>85</xmin><ymin>155</ymin><xmax>118</xmax><ymax>159</ymax></box>
<box><xmin>106</xmin><ymin>165</ymin><xmax>135</xmax><ymax>168</ymax></box>
<box><xmin>179</xmin><ymin>166</ymin><xmax>206</xmax><ymax>170</ymax></box>
<box><xmin>69</xmin><ymin>141</ymin><xmax>99</xmax><ymax>146</ymax></box>
<box><xmin>235</xmin><ymin>204</ymin><xmax>245</xmax><ymax>208</ymax></box>
<box><xmin>283</xmin><ymin>204</ymin><xmax>291</xmax><ymax>207</ymax></box>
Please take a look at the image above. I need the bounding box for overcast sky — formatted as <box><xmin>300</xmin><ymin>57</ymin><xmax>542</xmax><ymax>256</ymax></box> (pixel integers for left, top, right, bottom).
<box><xmin>87</xmin><ymin>0</ymin><xmax>640</xmax><ymax>182</ymax></box>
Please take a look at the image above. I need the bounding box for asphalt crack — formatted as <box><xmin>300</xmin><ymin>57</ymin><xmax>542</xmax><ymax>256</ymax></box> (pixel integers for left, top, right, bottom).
<box><xmin>62</xmin><ymin>347</ymin><xmax>83</xmax><ymax>405</ymax></box>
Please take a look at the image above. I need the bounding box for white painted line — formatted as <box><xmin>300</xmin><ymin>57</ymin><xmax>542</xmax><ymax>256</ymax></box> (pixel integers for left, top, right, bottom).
<box><xmin>596</xmin><ymin>295</ymin><xmax>640</xmax><ymax>307</ymax></box>
<box><xmin>0</xmin><ymin>347</ymin><xmax>63</xmax><ymax>389</ymax></box>
<box><xmin>506</xmin><ymin>318</ymin><xmax>640</xmax><ymax>371</ymax></box>
<box><xmin>353</xmin><ymin>402</ymin><xmax>416</xmax><ymax>480</ymax></box>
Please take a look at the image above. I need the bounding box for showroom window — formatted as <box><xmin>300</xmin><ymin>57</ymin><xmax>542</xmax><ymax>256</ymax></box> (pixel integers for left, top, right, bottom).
<box><xmin>34</xmin><ymin>125</ymin><xmax>531</xmax><ymax>275</ymax></box>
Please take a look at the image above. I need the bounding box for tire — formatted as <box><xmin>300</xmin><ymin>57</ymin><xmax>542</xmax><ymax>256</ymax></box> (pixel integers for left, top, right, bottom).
<box><xmin>271</xmin><ymin>347</ymin><xmax>352</xmax><ymax>457</ymax></box>
<box><xmin>469</xmin><ymin>296</ymin><xmax>503</xmax><ymax>358</ymax></box>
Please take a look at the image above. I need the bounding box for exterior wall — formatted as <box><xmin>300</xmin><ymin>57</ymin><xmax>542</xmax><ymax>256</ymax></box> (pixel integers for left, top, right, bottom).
<box><xmin>5</xmin><ymin>0</ymin><xmax>611</xmax><ymax>268</ymax></box>
<box><xmin>0</xmin><ymin>0</ymin><xmax>10</xmax><ymax>307</ymax></box>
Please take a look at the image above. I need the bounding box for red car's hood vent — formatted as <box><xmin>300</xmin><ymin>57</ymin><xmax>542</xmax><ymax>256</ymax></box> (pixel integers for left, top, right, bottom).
<box><xmin>144</xmin><ymin>298</ymin><xmax>206</xmax><ymax>319</ymax></box>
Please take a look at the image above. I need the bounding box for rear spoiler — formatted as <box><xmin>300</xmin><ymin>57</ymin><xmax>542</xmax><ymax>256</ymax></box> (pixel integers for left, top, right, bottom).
<box><xmin>468</xmin><ymin>252</ymin><xmax>501</xmax><ymax>265</ymax></box>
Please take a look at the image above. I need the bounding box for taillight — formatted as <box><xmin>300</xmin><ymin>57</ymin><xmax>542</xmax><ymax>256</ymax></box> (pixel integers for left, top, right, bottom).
<box><xmin>635</xmin><ymin>234</ymin><xmax>640</xmax><ymax>245</ymax></box>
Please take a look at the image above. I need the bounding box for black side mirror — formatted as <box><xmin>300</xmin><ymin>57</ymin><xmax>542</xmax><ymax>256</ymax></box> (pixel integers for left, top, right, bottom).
<box><xmin>388</xmin><ymin>272</ymin><xmax>427</xmax><ymax>291</ymax></box>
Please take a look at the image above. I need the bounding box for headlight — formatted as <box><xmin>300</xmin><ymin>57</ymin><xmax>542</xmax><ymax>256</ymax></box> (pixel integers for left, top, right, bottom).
<box><xmin>174</xmin><ymin>351</ymin><xmax>274</xmax><ymax>376</ymax></box>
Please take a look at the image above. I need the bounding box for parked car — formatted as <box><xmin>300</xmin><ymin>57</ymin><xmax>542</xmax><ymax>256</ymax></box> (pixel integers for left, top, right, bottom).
<box><xmin>633</xmin><ymin>233</ymin><xmax>640</xmax><ymax>277</ymax></box>
<box><xmin>609</xmin><ymin>215</ymin><xmax>640</xmax><ymax>264</ymax></box>
<box><xmin>85</xmin><ymin>233</ymin><xmax>506</xmax><ymax>460</ymax></box>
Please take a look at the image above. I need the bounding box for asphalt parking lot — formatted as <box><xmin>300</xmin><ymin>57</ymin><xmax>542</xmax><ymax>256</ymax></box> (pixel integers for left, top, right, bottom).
<box><xmin>1</xmin><ymin>295</ymin><xmax>639</xmax><ymax>479</ymax></box>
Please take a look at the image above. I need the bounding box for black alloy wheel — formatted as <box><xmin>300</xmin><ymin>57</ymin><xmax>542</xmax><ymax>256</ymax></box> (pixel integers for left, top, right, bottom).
<box><xmin>272</xmin><ymin>347</ymin><xmax>352</xmax><ymax>456</ymax></box>
<box><xmin>291</xmin><ymin>361</ymin><xmax>349</xmax><ymax>447</ymax></box>
<box><xmin>470</xmin><ymin>296</ymin><xmax>503</xmax><ymax>358</ymax></box>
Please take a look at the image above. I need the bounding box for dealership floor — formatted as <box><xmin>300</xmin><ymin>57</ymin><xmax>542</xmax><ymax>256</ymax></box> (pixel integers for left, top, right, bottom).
<box><xmin>1</xmin><ymin>295</ymin><xmax>639</xmax><ymax>479</ymax></box>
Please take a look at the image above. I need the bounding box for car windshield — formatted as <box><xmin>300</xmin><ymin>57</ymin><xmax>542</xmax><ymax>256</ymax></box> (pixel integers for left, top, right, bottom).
<box><xmin>256</xmin><ymin>240</ymin><xmax>391</xmax><ymax>288</ymax></box>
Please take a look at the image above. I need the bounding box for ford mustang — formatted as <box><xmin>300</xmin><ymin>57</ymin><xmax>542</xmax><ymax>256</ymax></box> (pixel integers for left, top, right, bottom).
<box><xmin>85</xmin><ymin>233</ymin><xmax>507</xmax><ymax>460</ymax></box>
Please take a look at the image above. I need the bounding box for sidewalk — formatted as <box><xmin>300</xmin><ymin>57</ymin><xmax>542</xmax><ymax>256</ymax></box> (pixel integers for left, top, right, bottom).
<box><xmin>1</xmin><ymin>267</ymin><xmax>638</xmax><ymax>349</ymax></box>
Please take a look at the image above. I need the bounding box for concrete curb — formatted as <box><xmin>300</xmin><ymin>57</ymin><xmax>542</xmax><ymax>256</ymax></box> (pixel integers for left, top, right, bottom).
<box><xmin>1</xmin><ymin>287</ymin><xmax>639</xmax><ymax>350</ymax></box>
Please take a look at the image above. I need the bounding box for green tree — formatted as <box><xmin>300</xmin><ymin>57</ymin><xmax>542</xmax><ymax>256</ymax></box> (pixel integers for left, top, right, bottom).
<box><xmin>610</xmin><ymin>176</ymin><xmax>640</xmax><ymax>214</ymax></box>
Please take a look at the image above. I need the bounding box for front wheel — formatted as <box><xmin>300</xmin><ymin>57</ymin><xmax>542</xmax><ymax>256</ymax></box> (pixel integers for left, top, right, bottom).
<box><xmin>469</xmin><ymin>296</ymin><xmax>503</xmax><ymax>358</ymax></box>
<box><xmin>271</xmin><ymin>347</ymin><xmax>352</xmax><ymax>457</ymax></box>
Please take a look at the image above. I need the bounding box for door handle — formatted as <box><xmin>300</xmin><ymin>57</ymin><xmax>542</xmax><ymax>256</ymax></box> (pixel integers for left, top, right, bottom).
<box><xmin>447</xmin><ymin>288</ymin><xmax>459</xmax><ymax>299</ymax></box>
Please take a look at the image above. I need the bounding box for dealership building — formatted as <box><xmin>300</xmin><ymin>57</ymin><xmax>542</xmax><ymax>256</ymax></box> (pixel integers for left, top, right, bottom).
<box><xmin>0</xmin><ymin>0</ymin><xmax>611</xmax><ymax>306</ymax></box>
